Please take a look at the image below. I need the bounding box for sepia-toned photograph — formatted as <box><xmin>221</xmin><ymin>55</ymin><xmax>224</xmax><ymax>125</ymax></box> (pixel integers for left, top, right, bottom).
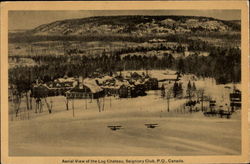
<box><xmin>1</xmin><ymin>1</ymin><xmax>249</xmax><ymax>164</ymax></box>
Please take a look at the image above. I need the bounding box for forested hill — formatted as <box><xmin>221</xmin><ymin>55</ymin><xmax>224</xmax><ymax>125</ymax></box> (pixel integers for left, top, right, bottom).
<box><xmin>9</xmin><ymin>15</ymin><xmax>241</xmax><ymax>85</ymax></box>
<box><xmin>27</xmin><ymin>15</ymin><xmax>240</xmax><ymax>36</ymax></box>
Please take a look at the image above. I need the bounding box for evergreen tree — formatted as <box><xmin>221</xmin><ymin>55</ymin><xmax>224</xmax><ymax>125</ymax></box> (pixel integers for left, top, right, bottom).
<box><xmin>178</xmin><ymin>83</ymin><xmax>183</xmax><ymax>98</ymax></box>
<box><xmin>192</xmin><ymin>82</ymin><xmax>196</xmax><ymax>91</ymax></box>
<box><xmin>186</xmin><ymin>81</ymin><xmax>192</xmax><ymax>99</ymax></box>
<box><xmin>177</xmin><ymin>58</ymin><xmax>185</xmax><ymax>73</ymax></box>
<box><xmin>173</xmin><ymin>82</ymin><xmax>179</xmax><ymax>98</ymax></box>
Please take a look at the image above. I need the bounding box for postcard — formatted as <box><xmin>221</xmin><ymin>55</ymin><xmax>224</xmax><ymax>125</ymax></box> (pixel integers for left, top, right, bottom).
<box><xmin>1</xmin><ymin>1</ymin><xmax>249</xmax><ymax>164</ymax></box>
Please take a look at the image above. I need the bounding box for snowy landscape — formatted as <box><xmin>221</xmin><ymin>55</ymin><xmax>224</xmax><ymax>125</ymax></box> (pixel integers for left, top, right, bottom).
<box><xmin>9</xmin><ymin>70</ymin><xmax>241</xmax><ymax>156</ymax></box>
<box><xmin>8</xmin><ymin>11</ymin><xmax>242</xmax><ymax>156</ymax></box>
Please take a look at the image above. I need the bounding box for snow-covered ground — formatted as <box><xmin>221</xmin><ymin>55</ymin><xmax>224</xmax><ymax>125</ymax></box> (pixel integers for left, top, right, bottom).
<box><xmin>121</xmin><ymin>70</ymin><xmax>240</xmax><ymax>106</ymax></box>
<box><xmin>9</xmin><ymin>89</ymin><xmax>241</xmax><ymax>156</ymax></box>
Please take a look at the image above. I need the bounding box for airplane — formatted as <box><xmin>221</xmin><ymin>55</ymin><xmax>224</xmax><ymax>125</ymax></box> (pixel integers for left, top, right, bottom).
<box><xmin>145</xmin><ymin>124</ymin><xmax>158</xmax><ymax>129</ymax></box>
<box><xmin>107</xmin><ymin>125</ymin><xmax>123</xmax><ymax>131</ymax></box>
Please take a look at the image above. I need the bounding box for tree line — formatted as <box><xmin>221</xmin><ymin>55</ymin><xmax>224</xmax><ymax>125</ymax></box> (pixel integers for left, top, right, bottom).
<box><xmin>9</xmin><ymin>32</ymin><xmax>240</xmax><ymax>45</ymax></box>
<box><xmin>9</xmin><ymin>45</ymin><xmax>240</xmax><ymax>93</ymax></box>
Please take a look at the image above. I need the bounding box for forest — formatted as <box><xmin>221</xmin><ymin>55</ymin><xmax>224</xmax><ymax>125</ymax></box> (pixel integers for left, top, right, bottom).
<box><xmin>9</xmin><ymin>14</ymin><xmax>241</xmax><ymax>96</ymax></box>
<box><xmin>9</xmin><ymin>32</ymin><xmax>240</xmax><ymax>44</ymax></box>
<box><xmin>9</xmin><ymin>43</ymin><xmax>241</xmax><ymax>96</ymax></box>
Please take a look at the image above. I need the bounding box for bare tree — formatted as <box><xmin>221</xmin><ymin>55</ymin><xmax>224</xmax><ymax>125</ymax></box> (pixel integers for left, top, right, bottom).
<box><xmin>96</xmin><ymin>98</ymin><xmax>101</xmax><ymax>112</ymax></box>
<box><xmin>44</xmin><ymin>98</ymin><xmax>52</xmax><ymax>113</ymax></box>
<box><xmin>163</xmin><ymin>84</ymin><xmax>172</xmax><ymax>112</ymax></box>
<box><xmin>14</xmin><ymin>93</ymin><xmax>22</xmax><ymax>117</ymax></box>
<box><xmin>64</xmin><ymin>97</ymin><xmax>69</xmax><ymax>110</ymax></box>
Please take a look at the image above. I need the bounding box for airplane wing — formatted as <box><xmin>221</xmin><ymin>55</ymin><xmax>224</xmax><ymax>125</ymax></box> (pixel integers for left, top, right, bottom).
<box><xmin>107</xmin><ymin>125</ymin><xmax>122</xmax><ymax>128</ymax></box>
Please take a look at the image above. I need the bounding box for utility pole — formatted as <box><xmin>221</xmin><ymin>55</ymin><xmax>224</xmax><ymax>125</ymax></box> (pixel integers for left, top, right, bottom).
<box><xmin>167</xmin><ymin>96</ymin><xmax>170</xmax><ymax>112</ymax></box>
<box><xmin>85</xmin><ymin>97</ymin><xmax>88</xmax><ymax>110</ymax></box>
<box><xmin>102</xmin><ymin>96</ymin><xmax>105</xmax><ymax>111</ymax></box>
<box><xmin>201</xmin><ymin>92</ymin><xmax>204</xmax><ymax>112</ymax></box>
<box><xmin>65</xmin><ymin>97</ymin><xmax>69</xmax><ymax>110</ymax></box>
<box><xmin>97</xmin><ymin>98</ymin><xmax>101</xmax><ymax>112</ymax></box>
<box><xmin>166</xmin><ymin>89</ymin><xmax>171</xmax><ymax>112</ymax></box>
<box><xmin>72</xmin><ymin>99</ymin><xmax>75</xmax><ymax>117</ymax></box>
<box><xmin>44</xmin><ymin>97</ymin><xmax>52</xmax><ymax>113</ymax></box>
<box><xmin>110</xmin><ymin>95</ymin><xmax>112</xmax><ymax>109</ymax></box>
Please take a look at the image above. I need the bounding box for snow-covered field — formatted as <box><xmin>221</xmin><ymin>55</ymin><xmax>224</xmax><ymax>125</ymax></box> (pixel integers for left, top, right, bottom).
<box><xmin>9</xmin><ymin>89</ymin><xmax>241</xmax><ymax>156</ymax></box>
<box><xmin>121</xmin><ymin>70</ymin><xmax>240</xmax><ymax>106</ymax></box>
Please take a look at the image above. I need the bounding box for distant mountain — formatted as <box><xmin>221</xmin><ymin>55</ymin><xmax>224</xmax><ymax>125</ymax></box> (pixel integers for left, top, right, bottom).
<box><xmin>27</xmin><ymin>15</ymin><xmax>241</xmax><ymax>36</ymax></box>
<box><xmin>228</xmin><ymin>20</ymin><xmax>241</xmax><ymax>25</ymax></box>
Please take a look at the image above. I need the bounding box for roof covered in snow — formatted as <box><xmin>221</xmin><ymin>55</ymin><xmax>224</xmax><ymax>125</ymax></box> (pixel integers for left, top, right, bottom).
<box><xmin>150</xmin><ymin>73</ymin><xmax>178</xmax><ymax>81</ymax></box>
<box><xmin>95</xmin><ymin>76</ymin><xmax>114</xmax><ymax>84</ymax></box>
<box><xmin>55</xmin><ymin>77</ymin><xmax>77</xmax><ymax>83</ymax></box>
<box><xmin>82</xmin><ymin>78</ymin><xmax>103</xmax><ymax>93</ymax></box>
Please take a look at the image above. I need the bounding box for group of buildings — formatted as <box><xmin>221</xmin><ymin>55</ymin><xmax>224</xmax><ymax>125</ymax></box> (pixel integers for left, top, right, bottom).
<box><xmin>31</xmin><ymin>71</ymin><xmax>180</xmax><ymax>99</ymax></box>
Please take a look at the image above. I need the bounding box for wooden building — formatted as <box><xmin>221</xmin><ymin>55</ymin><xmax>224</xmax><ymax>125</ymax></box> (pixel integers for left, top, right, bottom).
<box><xmin>66</xmin><ymin>79</ymin><xmax>104</xmax><ymax>99</ymax></box>
<box><xmin>119</xmin><ymin>84</ymin><xmax>136</xmax><ymax>98</ymax></box>
<box><xmin>134</xmin><ymin>83</ymin><xmax>147</xmax><ymax>96</ymax></box>
<box><xmin>144</xmin><ymin>78</ymin><xmax>159</xmax><ymax>90</ymax></box>
<box><xmin>66</xmin><ymin>86</ymin><xmax>105</xmax><ymax>99</ymax></box>
<box><xmin>118</xmin><ymin>83</ymin><xmax>146</xmax><ymax>98</ymax></box>
<box><xmin>45</xmin><ymin>77</ymin><xmax>78</xmax><ymax>96</ymax></box>
<box><xmin>102</xmin><ymin>86</ymin><xmax>120</xmax><ymax>96</ymax></box>
<box><xmin>230</xmin><ymin>89</ymin><xmax>241</xmax><ymax>111</ymax></box>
